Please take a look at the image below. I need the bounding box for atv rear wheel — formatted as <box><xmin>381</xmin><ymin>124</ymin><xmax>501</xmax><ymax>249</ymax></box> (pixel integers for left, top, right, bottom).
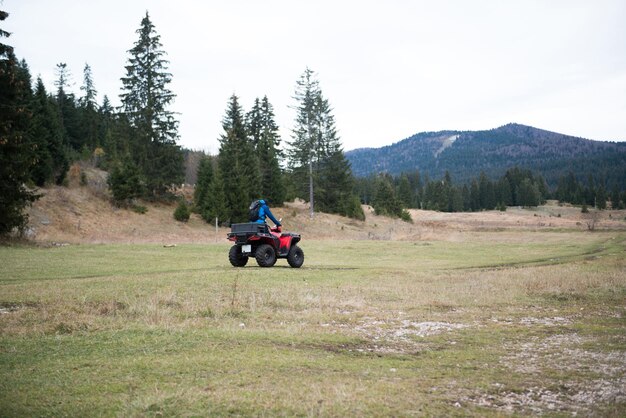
<box><xmin>287</xmin><ymin>245</ymin><xmax>304</xmax><ymax>268</ymax></box>
<box><xmin>229</xmin><ymin>245</ymin><xmax>248</xmax><ymax>267</ymax></box>
<box><xmin>255</xmin><ymin>244</ymin><xmax>277</xmax><ymax>267</ymax></box>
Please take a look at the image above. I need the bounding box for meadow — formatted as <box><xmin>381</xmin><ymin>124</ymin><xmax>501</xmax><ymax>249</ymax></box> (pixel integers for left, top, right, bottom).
<box><xmin>1</xmin><ymin>230</ymin><xmax>625</xmax><ymax>416</ymax></box>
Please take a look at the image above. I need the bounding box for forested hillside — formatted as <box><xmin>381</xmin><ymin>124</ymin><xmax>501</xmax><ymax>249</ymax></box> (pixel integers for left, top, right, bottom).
<box><xmin>346</xmin><ymin>123</ymin><xmax>626</xmax><ymax>190</ymax></box>
<box><xmin>1</xmin><ymin>8</ymin><xmax>365</xmax><ymax>236</ymax></box>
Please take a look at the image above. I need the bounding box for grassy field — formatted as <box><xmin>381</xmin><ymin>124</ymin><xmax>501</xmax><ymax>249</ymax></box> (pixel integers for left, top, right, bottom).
<box><xmin>1</xmin><ymin>230</ymin><xmax>625</xmax><ymax>416</ymax></box>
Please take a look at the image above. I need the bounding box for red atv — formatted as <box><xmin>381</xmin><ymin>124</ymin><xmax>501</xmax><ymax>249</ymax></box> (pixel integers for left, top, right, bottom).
<box><xmin>227</xmin><ymin>223</ymin><xmax>304</xmax><ymax>268</ymax></box>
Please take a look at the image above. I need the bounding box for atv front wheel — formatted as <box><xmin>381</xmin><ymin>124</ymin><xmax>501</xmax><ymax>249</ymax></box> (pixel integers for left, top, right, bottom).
<box><xmin>229</xmin><ymin>245</ymin><xmax>248</xmax><ymax>267</ymax></box>
<box><xmin>255</xmin><ymin>244</ymin><xmax>277</xmax><ymax>267</ymax></box>
<box><xmin>287</xmin><ymin>245</ymin><xmax>304</xmax><ymax>268</ymax></box>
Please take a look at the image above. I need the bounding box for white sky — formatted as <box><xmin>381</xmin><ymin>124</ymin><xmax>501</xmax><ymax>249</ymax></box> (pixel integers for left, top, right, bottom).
<box><xmin>3</xmin><ymin>0</ymin><xmax>626</xmax><ymax>153</ymax></box>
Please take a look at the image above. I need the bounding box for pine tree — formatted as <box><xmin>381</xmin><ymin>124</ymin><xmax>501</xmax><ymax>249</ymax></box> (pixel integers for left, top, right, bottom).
<box><xmin>202</xmin><ymin>165</ymin><xmax>228</xmax><ymax>224</ymax></box>
<box><xmin>107</xmin><ymin>157</ymin><xmax>146</xmax><ymax>204</ymax></box>
<box><xmin>119</xmin><ymin>12</ymin><xmax>183</xmax><ymax>196</ymax></box>
<box><xmin>30</xmin><ymin>77</ymin><xmax>68</xmax><ymax>185</ymax></box>
<box><xmin>194</xmin><ymin>156</ymin><xmax>213</xmax><ymax>213</ymax></box>
<box><xmin>478</xmin><ymin>172</ymin><xmax>496</xmax><ymax>210</ymax></box>
<box><xmin>517</xmin><ymin>178</ymin><xmax>540</xmax><ymax>207</ymax></box>
<box><xmin>99</xmin><ymin>95</ymin><xmax>117</xmax><ymax>164</ymax></box>
<box><xmin>496</xmin><ymin>177</ymin><xmax>512</xmax><ymax>207</ymax></box>
<box><xmin>610</xmin><ymin>185</ymin><xmax>621</xmax><ymax>210</ymax></box>
<box><xmin>79</xmin><ymin>63</ymin><xmax>99</xmax><ymax>150</ymax></box>
<box><xmin>288</xmin><ymin>68</ymin><xmax>360</xmax><ymax>218</ymax></box>
<box><xmin>397</xmin><ymin>174</ymin><xmax>412</xmax><ymax>207</ymax></box>
<box><xmin>469</xmin><ymin>179</ymin><xmax>480</xmax><ymax>211</ymax></box>
<box><xmin>173</xmin><ymin>199</ymin><xmax>190</xmax><ymax>222</ymax></box>
<box><xmin>246</xmin><ymin>96</ymin><xmax>285</xmax><ymax>205</ymax></box>
<box><xmin>0</xmin><ymin>10</ymin><xmax>39</xmax><ymax>235</ymax></box>
<box><xmin>371</xmin><ymin>175</ymin><xmax>407</xmax><ymax>220</ymax></box>
<box><xmin>288</xmin><ymin>68</ymin><xmax>319</xmax><ymax>216</ymax></box>
<box><xmin>218</xmin><ymin>94</ymin><xmax>260</xmax><ymax>222</ymax></box>
<box><xmin>54</xmin><ymin>62</ymin><xmax>81</xmax><ymax>153</ymax></box>
<box><xmin>596</xmin><ymin>184</ymin><xmax>607</xmax><ymax>210</ymax></box>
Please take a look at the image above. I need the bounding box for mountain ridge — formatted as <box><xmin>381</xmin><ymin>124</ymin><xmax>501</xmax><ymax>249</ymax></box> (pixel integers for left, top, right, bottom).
<box><xmin>345</xmin><ymin>123</ymin><xmax>626</xmax><ymax>189</ymax></box>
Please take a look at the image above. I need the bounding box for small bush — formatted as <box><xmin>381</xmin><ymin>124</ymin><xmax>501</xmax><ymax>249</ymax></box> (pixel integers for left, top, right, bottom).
<box><xmin>400</xmin><ymin>209</ymin><xmax>413</xmax><ymax>223</ymax></box>
<box><xmin>174</xmin><ymin>200</ymin><xmax>190</xmax><ymax>222</ymax></box>
<box><xmin>581</xmin><ymin>204</ymin><xmax>589</xmax><ymax>213</ymax></box>
<box><xmin>132</xmin><ymin>204</ymin><xmax>147</xmax><ymax>214</ymax></box>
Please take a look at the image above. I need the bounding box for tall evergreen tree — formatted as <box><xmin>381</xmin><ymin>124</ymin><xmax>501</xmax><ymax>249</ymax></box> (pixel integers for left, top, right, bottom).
<box><xmin>218</xmin><ymin>94</ymin><xmax>260</xmax><ymax>222</ymax></box>
<box><xmin>98</xmin><ymin>95</ymin><xmax>117</xmax><ymax>163</ymax></box>
<box><xmin>288</xmin><ymin>68</ymin><xmax>360</xmax><ymax>218</ymax></box>
<box><xmin>202</xmin><ymin>164</ymin><xmax>228</xmax><ymax>224</ymax></box>
<box><xmin>610</xmin><ymin>185</ymin><xmax>621</xmax><ymax>209</ymax></box>
<box><xmin>54</xmin><ymin>62</ymin><xmax>81</xmax><ymax>153</ymax></box>
<box><xmin>288</xmin><ymin>68</ymin><xmax>320</xmax><ymax>216</ymax></box>
<box><xmin>30</xmin><ymin>77</ymin><xmax>68</xmax><ymax>185</ymax></box>
<box><xmin>246</xmin><ymin>96</ymin><xmax>285</xmax><ymax>205</ymax></box>
<box><xmin>193</xmin><ymin>156</ymin><xmax>213</xmax><ymax>212</ymax></box>
<box><xmin>397</xmin><ymin>174</ymin><xmax>412</xmax><ymax>207</ymax></box>
<box><xmin>478</xmin><ymin>172</ymin><xmax>496</xmax><ymax>210</ymax></box>
<box><xmin>372</xmin><ymin>175</ymin><xmax>402</xmax><ymax>217</ymax></box>
<box><xmin>0</xmin><ymin>10</ymin><xmax>38</xmax><ymax>235</ymax></box>
<box><xmin>79</xmin><ymin>63</ymin><xmax>99</xmax><ymax>150</ymax></box>
<box><xmin>119</xmin><ymin>12</ymin><xmax>183</xmax><ymax>196</ymax></box>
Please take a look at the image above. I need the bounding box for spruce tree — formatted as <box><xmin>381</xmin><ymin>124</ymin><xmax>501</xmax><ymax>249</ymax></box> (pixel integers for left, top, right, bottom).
<box><xmin>79</xmin><ymin>63</ymin><xmax>99</xmax><ymax>150</ymax></box>
<box><xmin>30</xmin><ymin>77</ymin><xmax>68</xmax><ymax>185</ymax></box>
<box><xmin>288</xmin><ymin>68</ymin><xmax>360</xmax><ymax>218</ymax></box>
<box><xmin>120</xmin><ymin>12</ymin><xmax>183</xmax><ymax>196</ymax></box>
<box><xmin>478</xmin><ymin>172</ymin><xmax>496</xmax><ymax>210</ymax></box>
<box><xmin>99</xmin><ymin>95</ymin><xmax>117</xmax><ymax>163</ymax></box>
<box><xmin>218</xmin><ymin>94</ymin><xmax>260</xmax><ymax>222</ymax></box>
<box><xmin>610</xmin><ymin>185</ymin><xmax>621</xmax><ymax>210</ymax></box>
<box><xmin>0</xmin><ymin>10</ymin><xmax>38</xmax><ymax>235</ymax></box>
<box><xmin>54</xmin><ymin>62</ymin><xmax>81</xmax><ymax>153</ymax></box>
<box><xmin>107</xmin><ymin>157</ymin><xmax>146</xmax><ymax>204</ymax></box>
<box><xmin>202</xmin><ymin>165</ymin><xmax>228</xmax><ymax>224</ymax></box>
<box><xmin>371</xmin><ymin>175</ymin><xmax>406</xmax><ymax>220</ymax></box>
<box><xmin>397</xmin><ymin>174</ymin><xmax>412</xmax><ymax>207</ymax></box>
<box><xmin>246</xmin><ymin>96</ymin><xmax>285</xmax><ymax>205</ymax></box>
<box><xmin>194</xmin><ymin>156</ymin><xmax>213</xmax><ymax>213</ymax></box>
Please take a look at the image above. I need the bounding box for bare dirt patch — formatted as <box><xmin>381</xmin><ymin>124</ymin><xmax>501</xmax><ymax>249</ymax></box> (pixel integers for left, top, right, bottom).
<box><xmin>459</xmin><ymin>332</ymin><xmax>626</xmax><ymax>414</ymax></box>
<box><xmin>321</xmin><ymin>315</ymin><xmax>470</xmax><ymax>354</ymax></box>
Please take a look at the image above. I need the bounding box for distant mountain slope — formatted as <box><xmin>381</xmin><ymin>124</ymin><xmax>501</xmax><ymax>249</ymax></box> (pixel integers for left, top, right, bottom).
<box><xmin>346</xmin><ymin>123</ymin><xmax>626</xmax><ymax>188</ymax></box>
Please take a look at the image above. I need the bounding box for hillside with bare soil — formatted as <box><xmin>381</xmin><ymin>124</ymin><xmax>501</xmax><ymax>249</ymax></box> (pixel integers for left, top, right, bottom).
<box><xmin>25</xmin><ymin>166</ymin><xmax>626</xmax><ymax>244</ymax></box>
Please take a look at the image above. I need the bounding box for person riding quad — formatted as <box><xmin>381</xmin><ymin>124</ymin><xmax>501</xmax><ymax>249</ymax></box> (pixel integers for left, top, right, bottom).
<box><xmin>251</xmin><ymin>199</ymin><xmax>281</xmax><ymax>229</ymax></box>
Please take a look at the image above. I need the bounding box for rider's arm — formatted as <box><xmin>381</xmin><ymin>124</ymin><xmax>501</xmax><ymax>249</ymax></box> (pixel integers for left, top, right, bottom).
<box><xmin>263</xmin><ymin>204</ymin><xmax>281</xmax><ymax>226</ymax></box>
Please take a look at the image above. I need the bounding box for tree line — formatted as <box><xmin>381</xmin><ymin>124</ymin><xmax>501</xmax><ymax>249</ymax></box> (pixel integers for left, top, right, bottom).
<box><xmin>356</xmin><ymin>166</ymin><xmax>625</xmax><ymax>221</ymax></box>
<box><xmin>357</xmin><ymin>167</ymin><xmax>549</xmax><ymax>219</ymax></box>
<box><xmin>0</xmin><ymin>10</ymin><xmax>362</xmax><ymax>235</ymax></box>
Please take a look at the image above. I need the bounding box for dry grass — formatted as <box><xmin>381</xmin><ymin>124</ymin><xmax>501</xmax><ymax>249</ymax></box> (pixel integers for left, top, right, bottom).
<box><xmin>3</xmin><ymin>181</ymin><xmax>625</xmax><ymax>415</ymax></box>
<box><xmin>25</xmin><ymin>176</ymin><xmax>626</xmax><ymax>245</ymax></box>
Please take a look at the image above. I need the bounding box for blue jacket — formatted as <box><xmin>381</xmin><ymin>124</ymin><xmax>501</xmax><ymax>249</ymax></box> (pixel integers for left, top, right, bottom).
<box><xmin>255</xmin><ymin>200</ymin><xmax>281</xmax><ymax>226</ymax></box>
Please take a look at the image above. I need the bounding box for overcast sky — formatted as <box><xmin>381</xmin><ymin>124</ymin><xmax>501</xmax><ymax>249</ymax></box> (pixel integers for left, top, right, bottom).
<box><xmin>3</xmin><ymin>0</ymin><xmax>626</xmax><ymax>152</ymax></box>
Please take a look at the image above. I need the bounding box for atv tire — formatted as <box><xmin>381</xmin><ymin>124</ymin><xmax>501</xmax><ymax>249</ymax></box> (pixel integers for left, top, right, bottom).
<box><xmin>287</xmin><ymin>245</ymin><xmax>304</xmax><ymax>268</ymax></box>
<box><xmin>229</xmin><ymin>245</ymin><xmax>248</xmax><ymax>267</ymax></box>
<box><xmin>255</xmin><ymin>244</ymin><xmax>277</xmax><ymax>267</ymax></box>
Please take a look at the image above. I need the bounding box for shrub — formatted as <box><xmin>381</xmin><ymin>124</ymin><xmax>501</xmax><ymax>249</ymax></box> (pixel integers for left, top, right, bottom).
<box><xmin>174</xmin><ymin>200</ymin><xmax>190</xmax><ymax>222</ymax></box>
<box><xmin>400</xmin><ymin>209</ymin><xmax>413</xmax><ymax>223</ymax></box>
<box><xmin>131</xmin><ymin>204</ymin><xmax>147</xmax><ymax>214</ymax></box>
